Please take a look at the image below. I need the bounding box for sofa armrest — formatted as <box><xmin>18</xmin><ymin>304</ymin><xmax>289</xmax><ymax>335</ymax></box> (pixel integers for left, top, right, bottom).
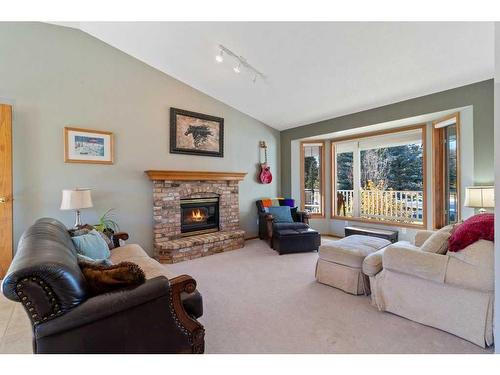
<box><xmin>383</xmin><ymin>245</ymin><xmax>448</xmax><ymax>283</ymax></box>
<box><xmin>295</xmin><ymin>210</ymin><xmax>311</xmax><ymax>224</ymax></box>
<box><xmin>264</xmin><ymin>214</ymin><xmax>274</xmax><ymax>242</ymax></box>
<box><xmin>362</xmin><ymin>248</ymin><xmax>386</xmax><ymax>276</ymax></box>
<box><xmin>444</xmin><ymin>240</ymin><xmax>494</xmax><ymax>292</ymax></box>
<box><xmin>111</xmin><ymin>232</ymin><xmax>129</xmax><ymax>248</ymax></box>
<box><xmin>414</xmin><ymin>230</ymin><xmax>435</xmax><ymax>247</ymax></box>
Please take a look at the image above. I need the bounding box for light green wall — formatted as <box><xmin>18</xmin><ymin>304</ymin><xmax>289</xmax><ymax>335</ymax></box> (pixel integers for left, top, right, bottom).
<box><xmin>280</xmin><ymin>80</ymin><xmax>494</xmax><ymax>196</ymax></box>
<box><xmin>0</xmin><ymin>22</ymin><xmax>280</xmax><ymax>253</ymax></box>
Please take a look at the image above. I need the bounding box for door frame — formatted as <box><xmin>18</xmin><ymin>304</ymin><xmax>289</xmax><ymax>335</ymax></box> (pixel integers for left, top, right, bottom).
<box><xmin>0</xmin><ymin>104</ymin><xmax>13</xmax><ymax>279</ymax></box>
<box><xmin>432</xmin><ymin>112</ymin><xmax>461</xmax><ymax>229</ymax></box>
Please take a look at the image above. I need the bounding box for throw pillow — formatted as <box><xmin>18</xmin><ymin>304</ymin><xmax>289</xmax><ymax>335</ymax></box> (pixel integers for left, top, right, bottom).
<box><xmin>261</xmin><ymin>198</ymin><xmax>273</xmax><ymax>208</ymax></box>
<box><xmin>78</xmin><ymin>261</ymin><xmax>146</xmax><ymax>296</ymax></box>
<box><xmin>279</xmin><ymin>198</ymin><xmax>295</xmax><ymax>208</ymax></box>
<box><xmin>98</xmin><ymin>230</ymin><xmax>115</xmax><ymax>250</ymax></box>
<box><xmin>420</xmin><ymin>224</ymin><xmax>456</xmax><ymax>254</ymax></box>
<box><xmin>270</xmin><ymin>198</ymin><xmax>281</xmax><ymax>207</ymax></box>
<box><xmin>71</xmin><ymin>229</ymin><xmax>111</xmax><ymax>260</ymax></box>
<box><xmin>448</xmin><ymin>213</ymin><xmax>494</xmax><ymax>252</ymax></box>
<box><xmin>268</xmin><ymin>205</ymin><xmax>294</xmax><ymax>223</ymax></box>
<box><xmin>77</xmin><ymin>253</ymin><xmax>112</xmax><ymax>266</ymax></box>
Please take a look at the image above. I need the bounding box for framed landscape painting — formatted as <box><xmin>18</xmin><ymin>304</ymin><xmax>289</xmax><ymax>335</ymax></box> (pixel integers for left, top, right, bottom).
<box><xmin>64</xmin><ymin>127</ymin><xmax>114</xmax><ymax>164</ymax></box>
<box><xmin>170</xmin><ymin>108</ymin><xmax>224</xmax><ymax>157</ymax></box>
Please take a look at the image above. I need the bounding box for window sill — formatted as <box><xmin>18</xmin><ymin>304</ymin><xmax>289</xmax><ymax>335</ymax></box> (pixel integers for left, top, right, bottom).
<box><xmin>309</xmin><ymin>213</ymin><xmax>326</xmax><ymax>219</ymax></box>
<box><xmin>331</xmin><ymin>215</ymin><xmax>426</xmax><ymax>229</ymax></box>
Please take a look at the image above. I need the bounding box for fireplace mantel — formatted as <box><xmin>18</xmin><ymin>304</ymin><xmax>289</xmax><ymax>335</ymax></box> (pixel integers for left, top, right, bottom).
<box><xmin>145</xmin><ymin>170</ymin><xmax>247</xmax><ymax>181</ymax></box>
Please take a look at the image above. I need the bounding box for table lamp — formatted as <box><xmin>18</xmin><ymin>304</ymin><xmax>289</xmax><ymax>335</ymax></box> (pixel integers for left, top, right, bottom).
<box><xmin>60</xmin><ymin>188</ymin><xmax>93</xmax><ymax>228</ymax></box>
<box><xmin>464</xmin><ymin>186</ymin><xmax>494</xmax><ymax>213</ymax></box>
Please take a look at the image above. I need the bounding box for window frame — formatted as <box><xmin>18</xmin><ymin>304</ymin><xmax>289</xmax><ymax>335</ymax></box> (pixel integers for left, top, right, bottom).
<box><xmin>432</xmin><ymin>112</ymin><xmax>461</xmax><ymax>229</ymax></box>
<box><xmin>300</xmin><ymin>140</ymin><xmax>326</xmax><ymax>218</ymax></box>
<box><xmin>330</xmin><ymin>124</ymin><xmax>427</xmax><ymax>228</ymax></box>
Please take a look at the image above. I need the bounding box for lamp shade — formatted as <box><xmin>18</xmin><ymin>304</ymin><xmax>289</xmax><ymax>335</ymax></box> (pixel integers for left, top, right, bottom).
<box><xmin>464</xmin><ymin>186</ymin><xmax>494</xmax><ymax>208</ymax></box>
<box><xmin>60</xmin><ymin>188</ymin><xmax>93</xmax><ymax>210</ymax></box>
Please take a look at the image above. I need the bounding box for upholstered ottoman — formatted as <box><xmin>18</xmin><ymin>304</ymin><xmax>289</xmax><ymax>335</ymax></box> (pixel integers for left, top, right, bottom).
<box><xmin>273</xmin><ymin>225</ymin><xmax>321</xmax><ymax>255</ymax></box>
<box><xmin>315</xmin><ymin>235</ymin><xmax>390</xmax><ymax>295</ymax></box>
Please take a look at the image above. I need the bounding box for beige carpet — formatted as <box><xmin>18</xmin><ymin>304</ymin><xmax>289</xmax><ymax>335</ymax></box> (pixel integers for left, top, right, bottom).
<box><xmin>0</xmin><ymin>238</ymin><xmax>493</xmax><ymax>354</ymax></box>
<box><xmin>168</xmin><ymin>238</ymin><xmax>493</xmax><ymax>354</ymax></box>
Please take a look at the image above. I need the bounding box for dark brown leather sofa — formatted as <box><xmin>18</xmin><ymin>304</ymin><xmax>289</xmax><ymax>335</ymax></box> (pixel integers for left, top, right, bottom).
<box><xmin>1</xmin><ymin>218</ymin><xmax>205</xmax><ymax>354</ymax></box>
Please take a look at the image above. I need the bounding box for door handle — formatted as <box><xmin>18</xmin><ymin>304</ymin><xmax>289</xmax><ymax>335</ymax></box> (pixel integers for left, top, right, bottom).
<box><xmin>0</xmin><ymin>197</ymin><xmax>8</xmax><ymax>203</ymax></box>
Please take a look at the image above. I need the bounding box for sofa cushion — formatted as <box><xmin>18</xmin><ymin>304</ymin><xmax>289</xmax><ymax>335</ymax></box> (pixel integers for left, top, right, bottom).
<box><xmin>110</xmin><ymin>244</ymin><xmax>175</xmax><ymax>280</ymax></box>
<box><xmin>319</xmin><ymin>235</ymin><xmax>390</xmax><ymax>269</ymax></box>
<box><xmin>273</xmin><ymin>222</ymin><xmax>309</xmax><ymax>231</ymax></box>
<box><xmin>420</xmin><ymin>225</ymin><xmax>454</xmax><ymax>254</ymax></box>
<box><xmin>109</xmin><ymin>244</ymin><xmax>149</xmax><ymax>263</ymax></box>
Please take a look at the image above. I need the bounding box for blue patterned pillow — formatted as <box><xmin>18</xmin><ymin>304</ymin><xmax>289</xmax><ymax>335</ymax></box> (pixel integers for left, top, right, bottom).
<box><xmin>268</xmin><ymin>206</ymin><xmax>294</xmax><ymax>223</ymax></box>
<box><xmin>71</xmin><ymin>229</ymin><xmax>111</xmax><ymax>260</ymax></box>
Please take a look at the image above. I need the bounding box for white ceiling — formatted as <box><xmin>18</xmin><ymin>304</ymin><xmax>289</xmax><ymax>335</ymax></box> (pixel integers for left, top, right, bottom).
<box><xmin>56</xmin><ymin>22</ymin><xmax>494</xmax><ymax>131</ymax></box>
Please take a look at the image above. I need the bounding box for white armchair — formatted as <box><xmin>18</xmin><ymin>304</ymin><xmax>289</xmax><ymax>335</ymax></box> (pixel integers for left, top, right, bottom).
<box><xmin>362</xmin><ymin>230</ymin><xmax>494</xmax><ymax>348</ymax></box>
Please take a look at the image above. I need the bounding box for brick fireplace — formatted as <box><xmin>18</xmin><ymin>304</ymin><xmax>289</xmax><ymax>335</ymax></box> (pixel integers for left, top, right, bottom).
<box><xmin>146</xmin><ymin>170</ymin><xmax>247</xmax><ymax>263</ymax></box>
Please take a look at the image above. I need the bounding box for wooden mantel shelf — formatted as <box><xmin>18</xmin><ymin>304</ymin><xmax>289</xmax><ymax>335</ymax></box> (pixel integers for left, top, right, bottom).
<box><xmin>145</xmin><ymin>170</ymin><xmax>247</xmax><ymax>181</ymax></box>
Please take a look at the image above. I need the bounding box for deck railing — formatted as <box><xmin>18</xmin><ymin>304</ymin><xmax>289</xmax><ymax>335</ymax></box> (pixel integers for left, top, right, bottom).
<box><xmin>304</xmin><ymin>189</ymin><xmax>322</xmax><ymax>214</ymax></box>
<box><xmin>337</xmin><ymin>189</ymin><xmax>423</xmax><ymax>224</ymax></box>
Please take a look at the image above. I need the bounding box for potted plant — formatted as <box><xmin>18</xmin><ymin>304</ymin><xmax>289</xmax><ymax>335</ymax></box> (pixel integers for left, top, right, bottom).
<box><xmin>93</xmin><ymin>209</ymin><xmax>120</xmax><ymax>238</ymax></box>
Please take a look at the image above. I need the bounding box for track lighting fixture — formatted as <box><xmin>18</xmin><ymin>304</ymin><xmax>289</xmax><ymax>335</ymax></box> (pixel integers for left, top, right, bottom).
<box><xmin>215</xmin><ymin>44</ymin><xmax>266</xmax><ymax>83</ymax></box>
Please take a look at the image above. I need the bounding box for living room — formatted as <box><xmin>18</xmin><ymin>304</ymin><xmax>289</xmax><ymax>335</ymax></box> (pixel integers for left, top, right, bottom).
<box><xmin>1</xmin><ymin>1</ymin><xmax>500</xmax><ymax>372</ymax></box>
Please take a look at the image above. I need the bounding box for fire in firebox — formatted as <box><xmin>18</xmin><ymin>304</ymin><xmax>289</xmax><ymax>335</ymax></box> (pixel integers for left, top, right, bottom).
<box><xmin>180</xmin><ymin>197</ymin><xmax>219</xmax><ymax>236</ymax></box>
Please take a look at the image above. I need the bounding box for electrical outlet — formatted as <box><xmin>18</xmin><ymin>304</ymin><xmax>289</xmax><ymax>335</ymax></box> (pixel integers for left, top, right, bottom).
<box><xmin>344</xmin><ymin>221</ymin><xmax>348</xmax><ymax>225</ymax></box>
<box><xmin>401</xmin><ymin>227</ymin><xmax>407</xmax><ymax>234</ymax></box>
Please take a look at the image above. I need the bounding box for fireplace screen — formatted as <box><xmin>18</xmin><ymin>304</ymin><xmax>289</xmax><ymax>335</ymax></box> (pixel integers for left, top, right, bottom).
<box><xmin>180</xmin><ymin>197</ymin><xmax>219</xmax><ymax>236</ymax></box>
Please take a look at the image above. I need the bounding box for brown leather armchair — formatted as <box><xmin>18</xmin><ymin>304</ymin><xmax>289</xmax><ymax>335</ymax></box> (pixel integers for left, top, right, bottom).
<box><xmin>255</xmin><ymin>200</ymin><xmax>320</xmax><ymax>254</ymax></box>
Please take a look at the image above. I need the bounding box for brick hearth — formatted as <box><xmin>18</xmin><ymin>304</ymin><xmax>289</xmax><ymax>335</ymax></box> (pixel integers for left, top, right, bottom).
<box><xmin>146</xmin><ymin>170</ymin><xmax>247</xmax><ymax>263</ymax></box>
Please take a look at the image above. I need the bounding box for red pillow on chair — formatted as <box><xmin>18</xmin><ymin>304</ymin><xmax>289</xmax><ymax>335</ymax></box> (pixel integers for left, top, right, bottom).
<box><xmin>448</xmin><ymin>213</ymin><xmax>494</xmax><ymax>252</ymax></box>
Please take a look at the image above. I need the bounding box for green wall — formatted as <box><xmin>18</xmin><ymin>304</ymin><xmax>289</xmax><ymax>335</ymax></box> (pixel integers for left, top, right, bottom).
<box><xmin>280</xmin><ymin>79</ymin><xmax>494</xmax><ymax>196</ymax></box>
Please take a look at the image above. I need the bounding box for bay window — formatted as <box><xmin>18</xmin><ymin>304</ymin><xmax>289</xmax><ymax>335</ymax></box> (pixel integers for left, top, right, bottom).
<box><xmin>332</xmin><ymin>125</ymin><xmax>426</xmax><ymax>226</ymax></box>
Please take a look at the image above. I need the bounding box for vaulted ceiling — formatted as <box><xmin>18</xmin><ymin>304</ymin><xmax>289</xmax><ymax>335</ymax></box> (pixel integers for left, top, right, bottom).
<box><xmin>56</xmin><ymin>22</ymin><xmax>494</xmax><ymax>130</ymax></box>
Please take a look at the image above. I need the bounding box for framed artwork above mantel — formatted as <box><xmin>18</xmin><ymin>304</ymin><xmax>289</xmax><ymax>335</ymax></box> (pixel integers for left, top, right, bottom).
<box><xmin>170</xmin><ymin>108</ymin><xmax>224</xmax><ymax>158</ymax></box>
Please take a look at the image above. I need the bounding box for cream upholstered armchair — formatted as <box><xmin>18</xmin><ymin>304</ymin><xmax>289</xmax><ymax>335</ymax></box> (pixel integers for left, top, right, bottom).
<box><xmin>362</xmin><ymin>230</ymin><xmax>494</xmax><ymax>348</ymax></box>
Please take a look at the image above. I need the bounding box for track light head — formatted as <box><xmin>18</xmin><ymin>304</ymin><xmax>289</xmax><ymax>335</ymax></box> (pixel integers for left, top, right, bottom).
<box><xmin>216</xmin><ymin>44</ymin><xmax>265</xmax><ymax>83</ymax></box>
<box><xmin>215</xmin><ymin>49</ymin><xmax>224</xmax><ymax>63</ymax></box>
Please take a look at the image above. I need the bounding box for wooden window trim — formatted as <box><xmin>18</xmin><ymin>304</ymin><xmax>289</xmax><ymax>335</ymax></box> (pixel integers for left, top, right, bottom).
<box><xmin>432</xmin><ymin>112</ymin><xmax>461</xmax><ymax>229</ymax></box>
<box><xmin>300</xmin><ymin>141</ymin><xmax>325</xmax><ymax>218</ymax></box>
<box><xmin>330</xmin><ymin>124</ymin><xmax>427</xmax><ymax>228</ymax></box>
